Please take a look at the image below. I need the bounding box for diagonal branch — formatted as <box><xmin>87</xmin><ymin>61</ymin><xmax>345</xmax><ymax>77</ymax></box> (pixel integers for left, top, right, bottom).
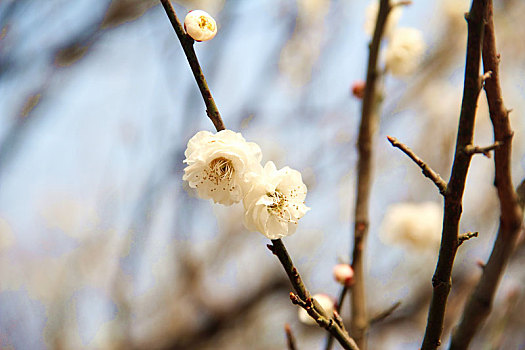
<box><xmin>159</xmin><ymin>0</ymin><xmax>225</xmax><ymax>131</ymax></box>
<box><xmin>387</xmin><ymin>136</ymin><xmax>447</xmax><ymax>195</ymax></box>
<box><xmin>161</xmin><ymin>3</ymin><xmax>359</xmax><ymax>349</ymax></box>
<box><xmin>449</xmin><ymin>0</ymin><xmax>524</xmax><ymax>348</ymax></box>
<box><xmin>268</xmin><ymin>240</ymin><xmax>359</xmax><ymax>350</ymax></box>
<box><xmin>421</xmin><ymin>1</ymin><xmax>488</xmax><ymax>349</ymax></box>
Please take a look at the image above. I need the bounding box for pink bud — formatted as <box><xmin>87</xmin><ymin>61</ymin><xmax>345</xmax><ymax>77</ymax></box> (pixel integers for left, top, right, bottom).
<box><xmin>351</xmin><ymin>80</ymin><xmax>366</xmax><ymax>99</ymax></box>
<box><xmin>333</xmin><ymin>264</ymin><xmax>354</xmax><ymax>286</ymax></box>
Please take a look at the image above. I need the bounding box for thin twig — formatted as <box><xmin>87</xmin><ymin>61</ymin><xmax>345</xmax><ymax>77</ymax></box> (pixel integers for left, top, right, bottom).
<box><xmin>350</xmin><ymin>1</ymin><xmax>393</xmax><ymax>349</ymax></box>
<box><xmin>387</xmin><ymin>136</ymin><xmax>448</xmax><ymax>195</ymax></box>
<box><xmin>457</xmin><ymin>231</ymin><xmax>479</xmax><ymax>246</ymax></box>
<box><xmin>420</xmin><ymin>1</ymin><xmax>488</xmax><ymax>349</ymax></box>
<box><xmin>284</xmin><ymin>324</ymin><xmax>297</xmax><ymax>350</ymax></box>
<box><xmin>369</xmin><ymin>301</ymin><xmax>402</xmax><ymax>325</ymax></box>
<box><xmin>449</xmin><ymin>0</ymin><xmax>524</xmax><ymax>348</ymax></box>
<box><xmin>160</xmin><ymin>0</ymin><xmax>225</xmax><ymax>131</ymax></box>
<box><xmin>268</xmin><ymin>240</ymin><xmax>360</xmax><ymax>350</ymax></box>
<box><xmin>324</xmin><ymin>286</ymin><xmax>349</xmax><ymax>350</ymax></box>
<box><xmin>463</xmin><ymin>141</ymin><xmax>501</xmax><ymax>157</ymax></box>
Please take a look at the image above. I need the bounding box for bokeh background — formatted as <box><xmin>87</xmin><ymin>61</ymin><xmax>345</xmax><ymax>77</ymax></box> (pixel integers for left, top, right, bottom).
<box><xmin>1</xmin><ymin>0</ymin><xmax>525</xmax><ymax>349</ymax></box>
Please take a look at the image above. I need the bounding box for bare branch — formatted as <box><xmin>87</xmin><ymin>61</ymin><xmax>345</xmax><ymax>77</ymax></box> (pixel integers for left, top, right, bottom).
<box><xmin>449</xmin><ymin>0</ymin><xmax>524</xmax><ymax>348</ymax></box>
<box><xmin>268</xmin><ymin>240</ymin><xmax>360</xmax><ymax>350</ymax></box>
<box><xmin>387</xmin><ymin>136</ymin><xmax>448</xmax><ymax>195</ymax></box>
<box><xmin>350</xmin><ymin>1</ymin><xmax>395</xmax><ymax>348</ymax></box>
<box><xmin>324</xmin><ymin>286</ymin><xmax>350</xmax><ymax>350</ymax></box>
<box><xmin>420</xmin><ymin>1</ymin><xmax>489</xmax><ymax>349</ymax></box>
<box><xmin>159</xmin><ymin>0</ymin><xmax>225</xmax><ymax>131</ymax></box>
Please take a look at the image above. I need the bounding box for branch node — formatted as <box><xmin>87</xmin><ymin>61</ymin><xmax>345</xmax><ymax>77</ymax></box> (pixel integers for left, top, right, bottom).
<box><xmin>476</xmin><ymin>259</ymin><xmax>486</xmax><ymax>270</ymax></box>
<box><xmin>481</xmin><ymin>71</ymin><xmax>492</xmax><ymax>83</ymax></box>
<box><xmin>464</xmin><ymin>142</ymin><xmax>501</xmax><ymax>157</ymax></box>
<box><xmin>266</xmin><ymin>244</ymin><xmax>276</xmax><ymax>254</ymax></box>
<box><xmin>458</xmin><ymin>231</ymin><xmax>479</xmax><ymax>246</ymax></box>
<box><xmin>392</xmin><ymin>0</ymin><xmax>412</xmax><ymax>8</ymax></box>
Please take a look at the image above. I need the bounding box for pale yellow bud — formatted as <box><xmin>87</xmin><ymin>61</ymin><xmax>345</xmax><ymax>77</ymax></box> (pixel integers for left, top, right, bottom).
<box><xmin>184</xmin><ymin>10</ymin><xmax>217</xmax><ymax>42</ymax></box>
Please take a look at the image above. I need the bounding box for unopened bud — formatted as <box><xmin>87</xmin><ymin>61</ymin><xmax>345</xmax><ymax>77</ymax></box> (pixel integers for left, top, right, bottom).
<box><xmin>351</xmin><ymin>80</ymin><xmax>366</xmax><ymax>99</ymax></box>
<box><xmin>333</xmin><ymin>264</ymin><xmax>354</xmax><ymax>286</ymax></box>
<box><xmin>184</xmin><ymin>10</ymin><xmax>217</xmax><ymax>42</ymax></box>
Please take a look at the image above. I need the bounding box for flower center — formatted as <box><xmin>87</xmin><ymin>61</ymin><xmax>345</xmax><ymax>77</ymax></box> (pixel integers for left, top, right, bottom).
<box><xmin>208</xmin><ymin>157</ymin><xmax>234</xmax><ymax>185</ymax></box>
<box><xmin>198</xmin><ymin>16</ymin><xmax>215</xmax><ymax>31</ymax></box>
<box><xmin>266</xmin><ymin>190</ymin><xmax>297</xmax><ymax>224</ymax></box>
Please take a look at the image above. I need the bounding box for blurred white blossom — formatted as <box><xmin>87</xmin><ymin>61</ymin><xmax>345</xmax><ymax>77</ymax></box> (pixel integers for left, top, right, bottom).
<box><xmin>380</xmin><ymin>202</ymin><xmax>442</xmax><ymax>251</ymax></box>
<box><xmin>385</xmin><ymin>27</ymin><xmax>426</xmax><ymax>76</ymax></box>
<box><xmin>279</xmin><ymin>0</ymin><xmax>330</xmax><ymax>86</ymax></box>
<box><xmin>364</xmin><ymin>1</ymin><xmax>402</xmax><ymax>39</ymax></box>
<box><xmin>243</xmin><ymin>161</ymin><xmax>309</xmax><ymax>239</ymax></box>
<box><xmin>39</xmin><ymin>195</ymin><xmax>99</xmax><ymax>239</ymax></box>
<box><xmin>442</xmin><ymin>0</ymin><xmax>470</xmax><ymax>26</ymax></box>
<box><xmin>298</xmin><ymin>293</ymin><xmax>335</xmax><ymax>326</ymax></box>
<box><xmin>184</xmin><ymin>10</ymin><xmax>217</xmax><ymax>42</ymax></box>
<box><xmin>183</xmin><ymin>130</ymin><xmax>262</xmax><ymax>205</ymax></box>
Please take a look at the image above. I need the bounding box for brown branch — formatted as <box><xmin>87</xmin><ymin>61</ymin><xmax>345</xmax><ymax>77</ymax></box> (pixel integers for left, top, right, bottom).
<box><xmin>351</xmin><ymin>1</ymin><xmax>394</xmax><ymax>348</ymax></box>
<box><xmin>159</xmin><ymin>0</ymin><xmax>225</xmax><ymax>131</ymax></box>
<box><xmin>387</xmin><ymin>136</ymin><xmax>448</xmax><ymax>195</ymax></box>
<box><xmin>420</xmin><ymin>1</ymin><xmax>488</xmax><ymax>349</ymax></box>
<box><xmin>284</xmin><ymin>324</ymin><xmax>298</xmax><ymax>350</ymax></box>
<box><xmin>268</xmin><ymin>240</ymin><xmax>360</xmax><ymax>350</ymax></box>
<box><xmin>463</xmin><ymin>141</ymin><xmax>501</xmax><ymax>157</ymax></box>
<box><xmin>324</xmin><ymin>286</ymin><xmax>350</xmax><ymax>350</ymax></box>
<box><xmin>449</xmin><ymin>0</ymin><xmax>524</xmax><ymax>348</ymax></box>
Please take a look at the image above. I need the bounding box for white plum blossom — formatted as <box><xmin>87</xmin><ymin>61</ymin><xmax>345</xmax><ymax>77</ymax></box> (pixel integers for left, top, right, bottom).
<box><xmin>380</xmin><ymin>202</ymin><xmax>443</xmax><ymax>251</ymax></box>
<box><xmin>243</xmin><ymin>161</ymin><xmax>310</xmax><ymax>239</ymax></box>
<box><xmin>364</xmin><ymin>1</ymin><xmax>402</xmax><ymax>39</ymax></box>
<box><xmin>184</xmin><ymin>10</ymin><xmax>217</xmax><ymax>42</ymax></box>
<box><xmin>298</xmin><ymin>293</ymin><xmax>335</xmax><ymax>326</ymax></box>
<box><xmin>385</xmin><ymin>27</ymin><xmax>426</xmax><ymax>77</ymax></box>
<box><xmin>183</xmin><ymin>130</ymin><xmax>262</xmax><ymax>205</ymax></box>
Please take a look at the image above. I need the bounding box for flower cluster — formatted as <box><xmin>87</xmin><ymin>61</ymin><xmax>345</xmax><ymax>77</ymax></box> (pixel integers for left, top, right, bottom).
<box><xmin>183</xmin><ymin>130</ymin><xmax>310</xmax><ymax>239</ymax></box>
